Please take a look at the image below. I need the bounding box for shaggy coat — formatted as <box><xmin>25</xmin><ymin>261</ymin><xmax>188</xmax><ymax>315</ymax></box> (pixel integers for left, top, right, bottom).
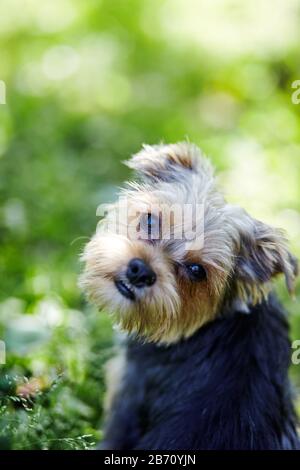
<box><xmin>102</xmin><ymin>295</ymin><xmax>300</xmax><ymax>450</ymax></box>
<box><xmin>80</xmin><ymin>143</ymin><xmax>299</xmax><ymax>450</ymax></box>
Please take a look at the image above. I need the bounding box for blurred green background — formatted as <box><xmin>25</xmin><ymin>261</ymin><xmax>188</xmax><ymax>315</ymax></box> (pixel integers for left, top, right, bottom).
<box><xmin>0</xmin><ymin>0</ymin><xmax>300</xmax><ymax>449</ymax></box>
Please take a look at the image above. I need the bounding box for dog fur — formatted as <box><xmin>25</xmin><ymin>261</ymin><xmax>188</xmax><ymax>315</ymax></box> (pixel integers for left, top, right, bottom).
<box><xmin>80</xmin><ymin>143</ymin><xmax>299</xmax><ymax>450</ymax></box>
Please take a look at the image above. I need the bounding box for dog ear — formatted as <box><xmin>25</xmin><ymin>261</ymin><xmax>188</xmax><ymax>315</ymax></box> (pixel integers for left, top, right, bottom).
<box><xmin>230</xmin><ymin>207</ymin><xmax>298</xmax><ymax>295</ymax></box>
<box><xmin>125</xmin><ymin>143</ymin><xmax>213</xmax><ymax>182</ymax></box>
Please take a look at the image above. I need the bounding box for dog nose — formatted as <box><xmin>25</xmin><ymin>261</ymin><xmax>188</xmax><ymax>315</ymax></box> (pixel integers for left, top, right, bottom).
<box><xmin>126</xmin><ymin>258</ymin><xmax>156</xmax><ymax>288</ymax></box>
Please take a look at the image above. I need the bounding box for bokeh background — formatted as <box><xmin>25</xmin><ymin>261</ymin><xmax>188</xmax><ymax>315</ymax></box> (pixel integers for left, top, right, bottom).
<box><xmin>0</xmin><ymin>0</ymin><xmax>300</xmax><ymax>449</ymax></box>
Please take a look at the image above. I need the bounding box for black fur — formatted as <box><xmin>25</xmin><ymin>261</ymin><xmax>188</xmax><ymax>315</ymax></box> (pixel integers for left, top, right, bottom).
<box><xmin>101</xmin><ymin>295</ymin><xmax>300</xmax><ymax>450</ymax></box>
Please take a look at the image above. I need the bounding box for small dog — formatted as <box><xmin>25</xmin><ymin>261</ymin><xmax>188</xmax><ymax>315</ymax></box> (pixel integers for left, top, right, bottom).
<box><xmin>80</xmin><ymin>143</ymin><xmax>299</xmax><ymax>450</ymax></box>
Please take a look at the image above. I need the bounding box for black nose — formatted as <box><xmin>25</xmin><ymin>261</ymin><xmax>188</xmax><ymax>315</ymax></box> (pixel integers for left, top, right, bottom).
<box><xmin>126</xmin><ymin>258</ymin><xmax>156</xmax><ymax>288</ymax></box>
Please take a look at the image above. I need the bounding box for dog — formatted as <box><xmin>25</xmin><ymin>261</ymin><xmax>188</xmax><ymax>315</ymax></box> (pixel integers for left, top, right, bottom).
<box><xmin>80</xmin><ymin>142</ymin><xmax>300</xmax><ymax>450</ymax></box>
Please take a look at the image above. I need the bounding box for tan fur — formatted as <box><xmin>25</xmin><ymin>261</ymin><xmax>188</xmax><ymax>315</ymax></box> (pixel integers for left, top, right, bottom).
<box><xmin>79</xmin><ymin>143</ymin><xmax>298</xmax><ymax>344</ymax></box>
<box><xmin>103</xmin><ymin>352</ymin><xmax>126</xmax><ymax>413</ymax></box>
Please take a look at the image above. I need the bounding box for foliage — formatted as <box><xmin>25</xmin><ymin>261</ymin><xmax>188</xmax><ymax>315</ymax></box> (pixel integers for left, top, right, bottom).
<box><xmin>0</xmin><ymin>0</ymin><xmax>300</xmax><ymax>449</ymax></box>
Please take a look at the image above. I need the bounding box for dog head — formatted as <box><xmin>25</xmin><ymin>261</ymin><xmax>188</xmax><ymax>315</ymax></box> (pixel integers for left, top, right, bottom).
<box><xmin>80</xmin><ymin>143</ymin><xmax>297</xmax><ymax>343</ymax></box>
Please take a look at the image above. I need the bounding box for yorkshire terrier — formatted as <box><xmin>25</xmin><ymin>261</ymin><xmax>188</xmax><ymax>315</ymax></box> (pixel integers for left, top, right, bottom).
<box><xmin>80</xmin><ymin>143</ymin><xmax>299</xmax><ymax>450</ymax></box>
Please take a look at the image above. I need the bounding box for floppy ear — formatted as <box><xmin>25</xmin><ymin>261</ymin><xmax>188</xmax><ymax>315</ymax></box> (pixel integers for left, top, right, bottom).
<box><xmin>231</xmin><ymin>207</ymin><xmax>298</xmax><ymax>295</ymax></box>
<box><xmin>125</xmin><ymin>142</ymin><xmax>213</xmax><ymax>182</ymax></box>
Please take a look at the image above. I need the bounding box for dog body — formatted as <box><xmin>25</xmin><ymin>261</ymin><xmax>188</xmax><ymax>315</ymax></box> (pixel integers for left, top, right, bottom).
<box><xmin>80</xmin><ymin>143</ymin><xmax>299</xmax><ymax>450</ymax></box>
<box><xmin>102</xmin><ymin>295</ymin><xmax>299</xmax><ymax>450</ymax></box>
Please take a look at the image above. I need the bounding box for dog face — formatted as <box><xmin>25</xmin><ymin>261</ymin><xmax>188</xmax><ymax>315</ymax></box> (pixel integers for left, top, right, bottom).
<box><xmin>80</xmin><ymin>143</ymin><xmax>297</xmax><ymax>343</ymax></box>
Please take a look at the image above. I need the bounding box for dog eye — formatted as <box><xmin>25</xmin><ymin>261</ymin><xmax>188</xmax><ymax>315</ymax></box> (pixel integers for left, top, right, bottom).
<box><xmin>140</xmin><ymin>212</ymin><xmax>160</xmax><ymax>239</ymax></box>
<box><xmin>185</xmin><ymin>263</ymin><xmax>207</xmax><ymax>281</ymax></box>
